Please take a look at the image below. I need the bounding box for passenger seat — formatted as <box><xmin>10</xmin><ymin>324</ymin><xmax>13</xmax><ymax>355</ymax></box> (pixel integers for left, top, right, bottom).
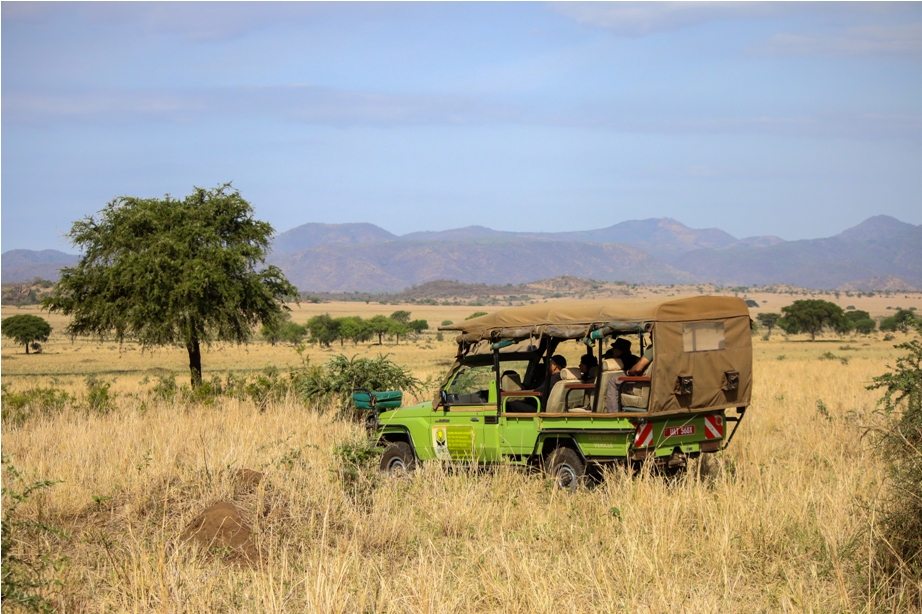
<box><xmin>501</xmin><ymin>372</ymin><xmax>523</xmax><ymax>392</ymax></box>
<box><xmin>546</xmin><ymin>368</ymin><xmax>580</xmax><ymax>413</ymax></box>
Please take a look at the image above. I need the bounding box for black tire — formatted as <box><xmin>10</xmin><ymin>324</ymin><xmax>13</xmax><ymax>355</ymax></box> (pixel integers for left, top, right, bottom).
<box><xmin>546</xmin><ymin>447</ymin><xmax>585</xmax><ymax>492</ymax></box>
<box><xmin>379</xmin><ymin>441</ymin><xmax>416</xmax><ymax>476</ymax></box>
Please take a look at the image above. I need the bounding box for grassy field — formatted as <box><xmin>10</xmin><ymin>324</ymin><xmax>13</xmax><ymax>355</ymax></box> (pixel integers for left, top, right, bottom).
<box><xmin>2</xmin><ymin>298</ymin><xmax>921</xmax><ymax>612</ymax></box>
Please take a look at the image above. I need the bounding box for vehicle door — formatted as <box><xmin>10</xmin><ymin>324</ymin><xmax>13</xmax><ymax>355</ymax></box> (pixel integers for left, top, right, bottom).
<box><xmin>497</xmin><ymin>358</ymin><xmax>543</xmax><ymax>458</ymax></box>
<box><xmin>434</xmin><ymin>363</ymin><xmax>498</xmax><ymax>462</ymax></box>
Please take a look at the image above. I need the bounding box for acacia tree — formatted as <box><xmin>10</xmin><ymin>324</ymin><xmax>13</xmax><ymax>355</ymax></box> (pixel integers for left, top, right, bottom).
<box><xmin>306</xmin><ymin>314</ymin><xmax>340</xmax><ymax>347</ymax></box>
<box><xmin>368</xmin><ymin>315</ymin><xmax>392</xmax><ymax>345</ymax></box>
<box><xmin>756</xmin><ymin>313</ymin><xmax>780</xmax><ymax>337</ymax></box>
<box><xmin>1</xmin><ymin>314</ymin><xmax>51</xmax><ymax>354</ymax></box>
<box><xmin>338</xmin><ymin>316</ymin><xmax>372</xmax><ymax>346</ymax></box>
<box><xmin>43</xmin><ymin>184</ymin><xmax>297</xmax><ymax>387</ymax></box>
<box><xmin>845</xmin><ymin>309</ymin><xmax>877</xmax><ymax>335</ymax></box>
<box><xmin>777</xmin><ymin>299</ymin><xmax>851</xmax><ymax>341</ymax></box>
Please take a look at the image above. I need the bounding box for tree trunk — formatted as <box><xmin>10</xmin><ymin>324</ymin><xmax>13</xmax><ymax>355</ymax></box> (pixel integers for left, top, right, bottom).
<box><xmin>24</xmin><ymin>341</ymin><xmax>30</xmax><ymax>355</ymax></box>
<box><xmin>187</xmin><ymin>338</ymin><xmax>203</xmax><ymax>388</ymax></box>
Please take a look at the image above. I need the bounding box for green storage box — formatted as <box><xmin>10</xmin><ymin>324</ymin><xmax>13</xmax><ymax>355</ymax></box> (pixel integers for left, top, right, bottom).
<box><xmin>352</xmin><ymin>390</ymin><xmax>403</xmax><ymax>410</ymax></box>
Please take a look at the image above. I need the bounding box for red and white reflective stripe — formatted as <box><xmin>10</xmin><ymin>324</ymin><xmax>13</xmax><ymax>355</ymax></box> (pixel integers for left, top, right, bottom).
<box><xmin>634</xmin><ymin>421</ymin><xmax>653</xmax><ymax>447</ymax></box>
<box><xmin>704</xmin><ymin>414</ymin><xmax>724</xmax><ymax>439</ymax></box>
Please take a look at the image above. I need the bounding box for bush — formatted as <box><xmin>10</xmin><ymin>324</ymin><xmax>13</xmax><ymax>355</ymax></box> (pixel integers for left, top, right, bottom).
<box><xmin>1</xmin><ymin>384</ymin><xmax>73</xmax><ymax>428</ymax></box>
<box><xmin>83</xmin><ymin>376</ymin><xmax>115</xmax><ymax>414</ymax></box>
<box><xmin>151</xmin><ymin>374</ymin><xmax>179</xmax><ymax>403</ymax></box>
<box><xmin>465</xmin><ymin>311</ymin><xmax>488</xmax><ymax>320</ymax></box>
<box><xmin>1</xmin><ymin>455</ymin><xmax>64</xmax><ymax>613</ymax></box>
<box><xmin>332</xmin><ymin>436</ymin><xmax>381</xmax><ymax>505</ymax></box>
<box><xmin>297</xmin><ymin>354</ymin><xmax>423</xmax><ymax>414</ymax></box>
<box><xmin>880</xmin><ymin>309</ymin><xmax>917</xmax><ymax>334</ymax></box>
<box><xmin>868</xmin><ymin>321</ymin><xmax>922</xmax><ymax>595</ymax></box>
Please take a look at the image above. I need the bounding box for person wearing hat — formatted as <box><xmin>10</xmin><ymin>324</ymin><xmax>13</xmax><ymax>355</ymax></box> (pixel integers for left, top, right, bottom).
<box><xmin>604</xmin><ymin>337</ymin><xmax>639</xmax><ymax>372</ymax></box>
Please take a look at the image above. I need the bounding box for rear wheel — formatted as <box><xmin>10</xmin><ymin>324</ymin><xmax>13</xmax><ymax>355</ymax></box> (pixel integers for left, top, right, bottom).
<box><xmin>380</xmin><ymin>441</ymin><xmax>416</xmax><ymax>477</ymax></box>
<box><xmin>546</xmin><ymin>447</ymin><xmax>585</xmax><ymax>492</ymax></box>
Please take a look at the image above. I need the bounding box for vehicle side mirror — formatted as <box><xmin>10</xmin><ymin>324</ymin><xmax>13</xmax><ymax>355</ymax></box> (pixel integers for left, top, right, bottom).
<box><xmin>440</xmin><ymin>389</ymin><xmax>451</xmax><ymax>411</ymax></box>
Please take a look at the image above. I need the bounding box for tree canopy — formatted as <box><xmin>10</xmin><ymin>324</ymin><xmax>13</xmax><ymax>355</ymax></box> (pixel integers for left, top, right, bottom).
<box><xmin>260</xmin><ymin>313</ymin><xmax>307</xmax><ymax>346</ymax></box>
<box><xmin>306</xmin><ymin>314</ymin><xmax>341</xmax><ymax>348</ymax></box>
<box><xmin>756</xmin><ymin>313</ymin><xmax>781</xmax><ymax>336</ymax></box>
<box><xmin>301</xmin><ymin>311</ymin><xmax>427</xmax><ymax>347</ymax></box>
<box><xmin>389</xmin><ymin>310</ymin><xmax>411</xmax><ymax>324</ymax></box>
<box><xmin>777</xmin><ymin>299</ymin><xmax>850</xmax><ymax>341</ymax></box>
<box><xmin>880</xmin><ymin>309</ymin><xmax>917</xmax><ymax>334</ymax></box>
<box><xmin>844</xmin><ymin>309</ymin><xmax>876</xmax><ymax>335</ymax></box>
<box><xmin>43</xmin><ymin>184</ymin><xmax>297</xmax><ymax>386</ymax></box>
<box><xmin>1</xmin><ymin>314</ymin><xmax>51</xmax><ymax>354</ymax></box>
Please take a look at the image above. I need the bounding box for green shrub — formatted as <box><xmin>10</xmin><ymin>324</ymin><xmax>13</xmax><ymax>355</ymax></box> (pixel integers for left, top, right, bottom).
<box><xmin>83</xmin><ymin>376</ymin><xmax>115</xmax><ymax>414</ymax></box>
<box><xmin>868</xmin><ymin>321</ymin><xmax>922</xmax><ymax>594</ymax></box>
<box><xmin>1</xmin><ymin>455</ymin><xmax>64</xmax><ymax>613</ymax></box>
<box><xmin>333</xmin><ymin>437</ymin><xmax>380</xmax><ymax>486</ymax></box>
<box><xmin>1</xmin><ymin>384</ymin><xmax>73</xmax><ymax>427</ymax></box>
<box><xmin>465</xmin><ymin>311</ymin><xmax>488</xmax><ymax>320</ymax></box>
<box><xmin>297</xmin><ymin>354</ymin><xmax>423</xmax><ymax>414</ymax></box>
<box><xmin>150</xmin><ymin>374</ymin><xmax>179</xmax><ymax>402</ymax></box>
<box><xmin>880</xmin><ymin>309</ymin><xmax>917</xmax><ymax>333</ymax></box>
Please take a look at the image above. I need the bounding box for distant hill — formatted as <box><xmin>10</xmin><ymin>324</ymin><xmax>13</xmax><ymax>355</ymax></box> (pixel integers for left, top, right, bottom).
<box><xmin>400</xmin><ymin>225</ymin><xmax>516</xmax><ymax>242</ymax></box>
<box><xmin>273</xmin><ymin>217</ymin><xmax>754</xmax><ymax>256</ymax></box>
<box><xmin>531</xmin><ymin>217</ymin><xmax>740</xmax><ymax>254</ymax></box>
<box><xmin>6</xmin><ymin>216</ymin><xmax>920</xmax><ymax>291</ymax></box>
<box><xmin>270</xmin><ymin>239</ymin><xmax>692</xmax><ymax>292</ymax></box>
<box><xmin>1</xmin><ymin>249</ymin><xmax>79</xmax><ymax>283</ymax></box>
<box><xmin>677</xmin><ymin>223</ymin><xmax>922</xmax><ymax>290</ymax></box>
<box><xmin>272</xmin><ymin>222</ymin><xmax>397</xmax><ymax>255</ymax></box>
<box><xmin>834</xmin><ymin>214</ymin><xmax>916</xmax><ymax>242</ymax></box>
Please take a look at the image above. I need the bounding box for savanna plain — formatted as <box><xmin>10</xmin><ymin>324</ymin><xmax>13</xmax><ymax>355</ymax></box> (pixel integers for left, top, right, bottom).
<box><xmin>3</xmin><ymin>291</ymin><xmax>922</xmax><ymax>612</ymax></box>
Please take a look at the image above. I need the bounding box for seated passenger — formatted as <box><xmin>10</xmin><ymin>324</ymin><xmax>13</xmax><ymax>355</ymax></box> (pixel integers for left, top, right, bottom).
<box><xmin>627</xmin><ymin>342</ymin><xmax>653</xmax><ymax>376</ymax></box>
<box><xmin>605</xmin><ymin>339</ymin><xmax>654</xmax><ymax>412</ymax></box>
<box><xmin>603</xmin><ymin>338</ymin><xmax>639</xmax><ymax>372</ymax></box>
<box><xmin>547</xmin><ymin>355</ymin><xmax>567</xmax><ymax>390</ymax></box>
<box><xmin>578</xmin><ymin>354</ymin><xmax>599</xmax><ymax>382</ymax></box>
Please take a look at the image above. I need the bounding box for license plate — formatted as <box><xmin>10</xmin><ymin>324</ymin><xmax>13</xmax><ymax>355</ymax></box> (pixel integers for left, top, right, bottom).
<box><xmin>665</xmin><ymin>425</ymin><xmax>695</xmax><ymax>437</ymax></box>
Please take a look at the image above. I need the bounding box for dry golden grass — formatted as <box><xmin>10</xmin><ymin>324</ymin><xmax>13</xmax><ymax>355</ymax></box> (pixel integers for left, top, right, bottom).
<box><xmin>3</xmin><ymin>306</ymin><xmax>922</xmax><ymax>612</ymax></box>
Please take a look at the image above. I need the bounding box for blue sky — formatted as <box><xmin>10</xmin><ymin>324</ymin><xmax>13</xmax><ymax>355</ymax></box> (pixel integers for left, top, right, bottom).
<box><xmin>2</xmin><ymin>2</ymin><xmax>921</xmax><ymax>252</ymax></box>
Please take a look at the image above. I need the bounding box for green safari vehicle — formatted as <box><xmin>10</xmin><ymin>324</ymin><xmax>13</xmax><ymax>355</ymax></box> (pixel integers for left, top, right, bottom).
<box><xmin>371</xmin><ymin>296</ymin><xmax>752</xmax><ymax>488</ymax></box>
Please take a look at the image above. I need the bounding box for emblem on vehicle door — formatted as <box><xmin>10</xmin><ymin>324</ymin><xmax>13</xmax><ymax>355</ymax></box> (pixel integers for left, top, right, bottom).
<box><xmin>433</xmin><ymin>427</ymin><xmax>451</xmax><ymax>460</ymax></box>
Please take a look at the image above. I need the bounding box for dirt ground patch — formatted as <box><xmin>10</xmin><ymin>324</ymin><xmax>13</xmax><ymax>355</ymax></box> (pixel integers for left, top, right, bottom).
<box><xmin>183</xmin><ymin>500</ymin><xmax>258</xmax><ymax>565</ymax></box>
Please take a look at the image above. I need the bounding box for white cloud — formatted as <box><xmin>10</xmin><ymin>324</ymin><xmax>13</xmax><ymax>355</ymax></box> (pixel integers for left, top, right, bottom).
<box><xmin>7</xmin><ymin>85</ymin><xmax>920</xmax><ymax>143</ymax></box>
<box><xmin>550</xmin><ymin>1</ymin><xmax>784</xmax><ymax>37</ymax></box>
<box><xmin>1</xmin><ymin>3</ymin><xmax>379</xmax><ymax>43</ymax></box>
<box><xmin>756</xmin><ymin>23</ymin><xmax>922</xmax><ymax>58</ymax></box>
<box><xmin>1</xmin><ymin>85</ymin><xmax>521</xmax><ymax>127</ymax></box>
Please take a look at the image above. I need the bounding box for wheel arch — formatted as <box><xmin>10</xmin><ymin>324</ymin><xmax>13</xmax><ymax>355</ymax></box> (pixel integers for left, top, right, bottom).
<box><xmin>378</xmin><ymin>427</ymin><xmax>417</xmax><ymax>458</ymax></box>
<box><xmin>537</xmin><ymin>435</ymin><xmax>586</xmax><ymax>463</ymax></box>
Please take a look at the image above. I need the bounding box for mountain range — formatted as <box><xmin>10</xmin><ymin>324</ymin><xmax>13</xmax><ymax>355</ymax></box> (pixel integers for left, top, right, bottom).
<box><xmin>3</xmin><ymin>215</ymin><xmax>920</xmax><ymax>292</ymax></box>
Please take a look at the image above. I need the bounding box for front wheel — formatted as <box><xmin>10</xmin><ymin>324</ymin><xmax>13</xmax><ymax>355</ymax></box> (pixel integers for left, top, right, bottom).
<box><xmin>545</xmin><ymin>447</ymin><xmax>585</xmax><ymax>492</ymax></box>
<box><xmin>380</xmin><ymin>441</ymin><xmax>416</xmax><ymax>477</ymax></box>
